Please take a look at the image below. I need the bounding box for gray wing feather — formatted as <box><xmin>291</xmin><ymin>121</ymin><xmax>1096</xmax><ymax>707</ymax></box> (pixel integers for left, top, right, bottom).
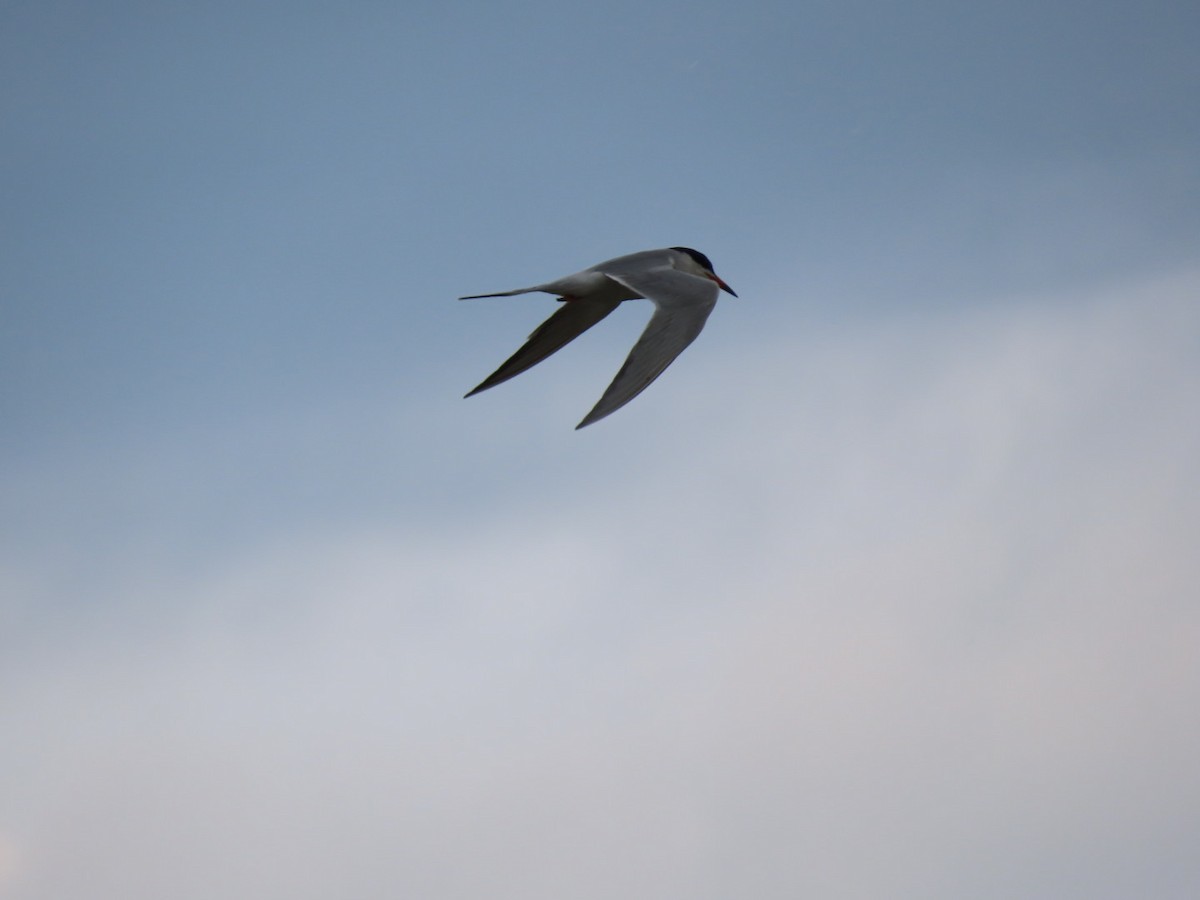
<box><xmin>575</xmin><ymin>268</ymin><xmax>718</xmax><ymax>429</ymax></box>
<box><xmin>465</xmin><ymin>299</ymin><xmax>622</xmax><ymax>397</ymax></box>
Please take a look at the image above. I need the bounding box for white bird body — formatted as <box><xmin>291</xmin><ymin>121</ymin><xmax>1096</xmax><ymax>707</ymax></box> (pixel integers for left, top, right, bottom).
<box><xmin>461</xmin><ymin>247</ymin><xmax>736</xmax><ymax>429</ymax></box>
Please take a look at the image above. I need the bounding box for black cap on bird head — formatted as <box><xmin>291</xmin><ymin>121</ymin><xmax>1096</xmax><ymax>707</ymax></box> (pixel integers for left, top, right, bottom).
<box><xmin>671</xmin><ymin>246</ymin><xmax>715</xmax><ymax>273</ymax></box>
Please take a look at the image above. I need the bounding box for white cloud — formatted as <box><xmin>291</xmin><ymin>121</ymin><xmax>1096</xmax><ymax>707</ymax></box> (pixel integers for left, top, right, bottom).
<box><xmin>2</xmin><ymin>268</ymin><xmax>1198</xmax><ymax>899</ymax></box>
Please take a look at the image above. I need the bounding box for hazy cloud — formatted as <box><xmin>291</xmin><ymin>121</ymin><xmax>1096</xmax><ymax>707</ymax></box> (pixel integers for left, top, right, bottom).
<box><xmin>3</xmin><ymin>268</ymin><xmax>1197</xmax><ymax>899</ymax></box>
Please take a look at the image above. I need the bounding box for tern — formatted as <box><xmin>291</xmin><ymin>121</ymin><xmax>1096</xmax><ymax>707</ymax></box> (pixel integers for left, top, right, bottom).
<box><xmin>460</xmin><ymin>247</ymin><xmax>736</xmax><ymax>429</ymax></box>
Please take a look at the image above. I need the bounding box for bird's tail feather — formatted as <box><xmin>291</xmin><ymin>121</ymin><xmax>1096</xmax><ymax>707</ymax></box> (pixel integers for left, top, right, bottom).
<box><xmin>457</xmin><ymin>286</ymin><xmax>539</xmax><ymax>300</ymax></box>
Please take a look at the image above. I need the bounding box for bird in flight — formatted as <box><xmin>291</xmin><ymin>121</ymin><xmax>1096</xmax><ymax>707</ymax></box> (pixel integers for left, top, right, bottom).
<box><xmin>460</xmin><ymin>247</ymin><xmax>736</xmax><ymax>429</ymax></box>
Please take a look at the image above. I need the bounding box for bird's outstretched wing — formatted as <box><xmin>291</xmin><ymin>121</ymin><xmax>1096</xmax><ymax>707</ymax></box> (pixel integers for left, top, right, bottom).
<box><xmin>575</xmin><ymin>267</ymin><xmax>719</xmax><ymax>429</ymax></box>
<box><xmin>465</xmin><ymin>299</ymin><xmax>622</xmax><ymax>397</ymax></box>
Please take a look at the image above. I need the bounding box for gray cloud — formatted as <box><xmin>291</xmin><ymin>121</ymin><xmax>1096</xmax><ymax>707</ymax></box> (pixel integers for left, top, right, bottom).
<box><xmin>2</xmin><ymin>268</ymin><xmax>1198</xmax><ymax>899</ymax></box>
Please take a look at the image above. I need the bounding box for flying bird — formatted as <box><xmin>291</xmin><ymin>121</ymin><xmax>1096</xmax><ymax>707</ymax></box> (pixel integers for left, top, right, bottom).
<box><xmin>460</xmin><ymin>247</ymin><xmax>736</xmax><ymax>429</ymax></box>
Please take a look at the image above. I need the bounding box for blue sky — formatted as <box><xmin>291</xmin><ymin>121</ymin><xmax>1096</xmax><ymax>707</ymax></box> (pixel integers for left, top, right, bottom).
<box><xmin>2</xmin><ymin>2</ymin><xmax>1199</xmax><ymax>898</ymax></box>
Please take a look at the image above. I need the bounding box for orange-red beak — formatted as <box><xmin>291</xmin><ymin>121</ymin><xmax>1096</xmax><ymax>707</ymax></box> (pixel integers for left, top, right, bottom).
<box><xmin>710</xmin><ymin>274</ymin><xmax>737</xmax><ymax>297</ymax></box>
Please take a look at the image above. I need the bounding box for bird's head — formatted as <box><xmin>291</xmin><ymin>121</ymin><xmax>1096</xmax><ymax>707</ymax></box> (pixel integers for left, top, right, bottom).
<box><xmin>671</xmin><ymin>246</ymin><xmax>737</xmax><ymax>296</ymax></box>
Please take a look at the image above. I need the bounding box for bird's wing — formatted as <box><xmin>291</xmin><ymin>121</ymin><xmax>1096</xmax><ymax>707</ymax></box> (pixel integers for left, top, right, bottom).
<box><xmin>465</xmin><ymin>299</ymin><xmax>622</xmax><ymax>397</ymax></box>
<box><xmin>575</xmin><ymin>267</ymin><xmax>719</xmax><ymax>428</ymax></box>
<box><xmin>586</xmin><ymin>248</ymin><xmax>678</xmax><ymax>281</ymax></box>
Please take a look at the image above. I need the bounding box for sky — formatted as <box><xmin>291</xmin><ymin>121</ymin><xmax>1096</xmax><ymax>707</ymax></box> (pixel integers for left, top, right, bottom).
<box><xmin>2</xmin><ymin>1</ymin><xmax>1199</xmax><ymax>897</ymax></box>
